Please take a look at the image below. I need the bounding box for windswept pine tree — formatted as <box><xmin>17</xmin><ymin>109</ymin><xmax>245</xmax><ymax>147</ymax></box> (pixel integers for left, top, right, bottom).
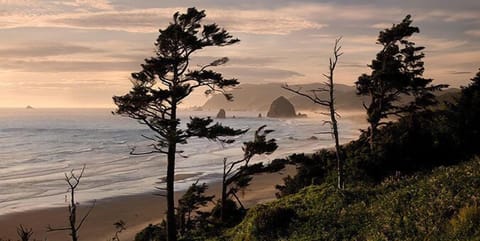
<box><xmin>355</xmin><ymin>15</ymin><xmax>447</xmax><ymax>149</ymax></box>
<box><xmin>113</xmin><ymin>8</ymin><xmax>245</xmax><ymax>241</ymax></box>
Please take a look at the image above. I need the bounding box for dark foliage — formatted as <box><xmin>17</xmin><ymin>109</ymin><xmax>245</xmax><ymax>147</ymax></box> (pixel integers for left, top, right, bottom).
<box><xmin>356</xmin><ymin>15</ymin><xmax>447</xmax><ymax>148</ymax></box>
<box><xmin>276</xmin><ymin>152</ymin><xmax>334</xmax><ymax>197</ymax></box>
<box><xmin>350</xmin><ymin>69</ymin><xmax>480</xmax><ymax>181</ymax></box>
<box><xmin>219</xmin><ymin>125</ymin><xmax>278</xmax><ymax>223</ymax></box>
<box><xmin>177</xmin><ymin>181</ymin><xmax>214</xmax><ymax>238</ymax></box>
<box><xmin>265</xmin><ymin>158</ymin><xmax>289</xmax><ymax>172</ymax></box>
<box><xmin>251</xmin><ymin>205</ymin><xmax>297</xmax><ymax>239</ymax></box>
<box><xmin>210</xmin><ymin>199</ymin><xmax>244</xmax><ymax>228</ymax></box>
<box><xmin>450</xmin><ymin>69</ymin><xmax>480</xmax><ymax>158</ymax></box>
<box><xmin>135</xmin><ymin>223</ymin><xmax>167</xmax><ymax>241</ymax></box>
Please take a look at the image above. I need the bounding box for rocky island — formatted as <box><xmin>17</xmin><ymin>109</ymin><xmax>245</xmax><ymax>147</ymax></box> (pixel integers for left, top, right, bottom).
<box><xmin>267</xmin><ymin>96</ymin><xmax>297</xmax><ymax>118</ymax></box>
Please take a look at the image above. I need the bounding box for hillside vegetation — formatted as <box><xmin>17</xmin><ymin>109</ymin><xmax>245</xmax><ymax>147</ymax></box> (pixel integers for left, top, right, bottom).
<box><xmin>224</xmin><ymin>156</ymin><xmax>480</xmax><ymax>241</ymax></box>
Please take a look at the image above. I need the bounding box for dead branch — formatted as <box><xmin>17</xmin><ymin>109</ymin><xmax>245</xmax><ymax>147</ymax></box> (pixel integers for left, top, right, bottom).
<box><xmin>283</xmin><ymin>37</ymin><xmax>345</xmax><ymax>189</ymax></box>
<box><xmin>17</xmin><ymin>225</ymin><xmax>34</xmax><ymax>241</ymax></box>
<box><xmin>47</xmin><ymin>165</ymin><xmax>94</xmax><ymax>241</ymax></box>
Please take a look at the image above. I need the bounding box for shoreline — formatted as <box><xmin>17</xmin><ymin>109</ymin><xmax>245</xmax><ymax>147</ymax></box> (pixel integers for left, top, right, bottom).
<box><xmin>0</xmin><ymin>172</ymin><xmax>203</xmax><ymax>218</ymax></box>
<box><xmin>0</xmin><ymin>166</ymin><xmax>296</xmax><ymax>241</ymax></box>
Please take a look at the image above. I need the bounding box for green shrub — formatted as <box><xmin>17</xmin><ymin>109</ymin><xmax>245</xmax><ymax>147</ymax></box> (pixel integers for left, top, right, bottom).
<box><xmin>251</xmin><ymin>205</ymin><xmax>296</xmax><ymax>238</ymax></box>
<box><xmin>275</xmin><ymin>151</ymin><xmax>334</xmax><ymax>197</ymax></box>
<box><xmin>210</xmin><ymin>199</ymin><xmax>245</xmax><ymax>227</ymax></box>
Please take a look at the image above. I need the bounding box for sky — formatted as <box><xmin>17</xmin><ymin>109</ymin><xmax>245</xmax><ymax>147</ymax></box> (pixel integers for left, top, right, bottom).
<box><xmin>0</xmin><ymin>0</ymin><xmax>479</xmax><ymax>108</ymax></box>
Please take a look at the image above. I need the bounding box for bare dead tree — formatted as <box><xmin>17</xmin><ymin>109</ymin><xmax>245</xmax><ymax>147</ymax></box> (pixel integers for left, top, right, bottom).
<box><xmin>16</xmin><ymin>225</ymin><xmax>33</xmax><ymax>241</ymax></box>
<box><xmin>283</xmin><ymin>38</ymin><xmax>345</xmax><ymax>189</ymax></box>
<box><xmin>47</xmin><ymin>165</ymin><xmax>95</xmax><ymax>241</ymax></box>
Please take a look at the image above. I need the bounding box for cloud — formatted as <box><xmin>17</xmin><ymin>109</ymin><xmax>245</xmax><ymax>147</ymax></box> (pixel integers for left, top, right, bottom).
<box><xmin>339</xmin><ymin>62</ymin><xmax>366</xmax><ymax>68</ymax></box>
<box><xmin>75</xmin><ymin>0</ymin><xmax>113</xmax><ymax>10</ymax></box>
<box><xmin>417</xmin><ymin>9</ymin><xmax>480</xmax><ymax>22</ymax></box>
<box><xmin>0</xmin><ymin>42</ymin><xmax>102</xmax><ymax>58</ymax></box>
<box><xmin>208</xmin><ymin>8</ymin><xmax>325</xmax><ymax>35</ymax></box>
<box><xmin>413</xmin><ymin>36</ymin><xmax>467</xmax><ymax>52</ymax></box>
<box><xmin>0</xmin><ymin>6</ymin><xmax>324</xmax><ymax>34</ymax></box>
<box><xmin>0</xmin><ymin>0</ymin><xmax>36</xmax><ymax>6</ymax></box>
<box><xmin>218</xmin><ymin>66</ymin><xmax>303</xmax><ymax>82</ymax></box>
<box><xmin>2</xmin><ymin>60</ymin><xmax>138</xmax><ymax>72</ymax></box>
<box><xmin>447</xmin><ymin>71</ymin><xmax>472</xmax><ymax>75</ymax></box>
<box><xmin>50</xmin><ymin>0</ymin><xmax>114</xmax><ymax>11</ymax></box>
<box><xmin>1</xmin><ymin>1</ymin><xmax>479</xmax><ymax>36</ymax></box>
<box><xmin>19</xmin><ymin>78</ymin><xmax>123</xmax><ymax>89</ymax></box>
<box><xmin>2</xmin><ymin>2</ymin><xmax>477</xmax><ymax>36</ymax></box>
<box><xmin>465</xmin><ymin>30</ymin><xmax>480</xmax><ymax>37</ymax></box>
<box><xmin>229</xmin><ymin>57</ymin><xmax>279</xmax><ymax>66</ymax></box>
<box><xmin>51</xmin><ymin>9</ymin><xmax>172</xmax><ymax>33</ymax></box>
<box><xmin>191</xmin><ymin>56</ymin><xmax>278</xmax><ymax>67</ymax></box>
<box><xmin>427</xmin><ymin>50</ymin><xmax>480</xmax><ymax>66</ymax></box>
<box><xmin>370</xmin><ymin>23</ymin><xmax>393</xmax><ymax>29</ymax></box>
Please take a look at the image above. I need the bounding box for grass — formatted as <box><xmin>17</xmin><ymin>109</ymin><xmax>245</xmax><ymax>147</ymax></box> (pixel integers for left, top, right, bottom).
<box><xmin>219</xmin><ymin>156</ymin><xmax>480</xmax><ymax>241</ymax></box>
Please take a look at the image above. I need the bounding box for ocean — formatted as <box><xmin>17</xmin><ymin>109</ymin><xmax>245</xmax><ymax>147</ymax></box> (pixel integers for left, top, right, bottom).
<box><xmin>0</xmin><ymin>108</ymin><xmax>363</xmax><ymax>216</ymax></box>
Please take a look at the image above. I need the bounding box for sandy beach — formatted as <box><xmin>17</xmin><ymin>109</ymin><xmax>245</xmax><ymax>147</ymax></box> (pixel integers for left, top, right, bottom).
<box><xmin>0</xmin><ymin>166</ymin><xmax>295</xmax><ymax>241</ymax></box>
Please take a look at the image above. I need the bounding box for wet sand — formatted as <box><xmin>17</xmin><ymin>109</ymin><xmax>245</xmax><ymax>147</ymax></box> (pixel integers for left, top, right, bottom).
<box><xmin>0</xmin><ymin>166</ymin><xmax>295</xmax><ymax>241</ymax></box>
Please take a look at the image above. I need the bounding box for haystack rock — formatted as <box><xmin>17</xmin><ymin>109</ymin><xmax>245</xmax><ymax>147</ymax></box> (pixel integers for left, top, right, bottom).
<box><xmin>216</xmin><ymin>109</ymin><xmax>226</xmax><ymax>118</ymax></box>
<box><xmin>267</xmin><ymin>96</ymin><xmax>296</xmax><ymax>118</ymax></box>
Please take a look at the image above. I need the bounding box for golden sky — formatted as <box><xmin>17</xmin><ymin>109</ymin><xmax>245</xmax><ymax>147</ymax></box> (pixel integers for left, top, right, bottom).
<box><xmin>0</xmin><ymin>0</ymin><xmax>479</xmax><ymax>108</ymax></box>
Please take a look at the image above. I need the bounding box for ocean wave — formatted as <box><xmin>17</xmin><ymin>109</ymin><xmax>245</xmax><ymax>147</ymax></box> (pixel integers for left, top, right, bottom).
<box><xmin>50</xmin><ymin>147</ymin><xmax>96</xmax><ymax>156</ymax></box>
<box><xmin>0</xmin><ymin>110</ymin><xmax>365</xmax><ymax>216</ymax></box>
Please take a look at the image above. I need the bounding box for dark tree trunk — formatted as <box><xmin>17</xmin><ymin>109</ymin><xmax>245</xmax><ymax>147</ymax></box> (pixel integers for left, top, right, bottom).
<box><xmin>330</xmin><ymin>101</ymin><xmax>343</xmax><ymax>189</ymax></box>
<box><xmin>166</xmin><ymin>143</ymin><xmax>177</xmax><ymax>241</ymax></box>
<box><xmin>327</xmin><ymin>50</ymin><xmax>344</xmax><ymax>190</ymax></box>
<box><xmin>166</xmin><ymin>102</ymin><xmax>177</xmax><ymax>241</ymax></box>
<box><xmin>232</xmin><ymin>192</ymin><xmax>245</xmax><ymax>210</ymax></box>
<box><xmin>369</xmin><ymin>122</ymin><xmax>377</xmax><ymax>151</ymax></box>
<box><xmin>221</xmin><ymin>158</ymin><xmax>227</xmax><ymax>222</ymax></box>
<box><xmin>69</xmin><ymin>188</ymin><xmax>78</xmax><ymax>241</ymax></box>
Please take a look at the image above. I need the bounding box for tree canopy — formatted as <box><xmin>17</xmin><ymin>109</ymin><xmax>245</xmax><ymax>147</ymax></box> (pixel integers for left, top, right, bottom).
<box><xmin>355</xmin><ymin>15</ymin><xmax>446</xmax><ymax>148</ymax></box>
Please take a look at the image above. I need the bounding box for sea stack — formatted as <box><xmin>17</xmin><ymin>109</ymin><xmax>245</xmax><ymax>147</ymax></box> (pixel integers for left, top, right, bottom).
<box><xmin>267</xmin><ymin>96</ymin><xmax>296</xmax><ymax>118</ymax></box>
<box><xmin>216</xmin><ymin>108</ymin><xmax>226</xmax><ymax>118</ymax></box>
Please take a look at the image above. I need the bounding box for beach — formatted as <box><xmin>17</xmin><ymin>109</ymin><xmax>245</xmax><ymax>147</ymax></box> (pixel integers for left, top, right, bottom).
<box><xmin>0</xmin><ymin>166</ymin><xmax>295</xmax><ymax>241</ymax></box>
<box><xmin>0</xmin><ymin>109</ymin><xmax>363</xmax><ymax>240</ymax></box>
<box><xmin>0</xmin><ymin>109</ymin><xmax>363</xmax><ymax>216</ymax></box>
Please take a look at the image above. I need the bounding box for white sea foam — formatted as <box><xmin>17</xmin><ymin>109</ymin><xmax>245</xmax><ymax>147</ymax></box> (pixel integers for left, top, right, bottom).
<box><xmin>0</xmin><ymin>108</ymin><xmax>365</xmax><ymax>215</ymax></box>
